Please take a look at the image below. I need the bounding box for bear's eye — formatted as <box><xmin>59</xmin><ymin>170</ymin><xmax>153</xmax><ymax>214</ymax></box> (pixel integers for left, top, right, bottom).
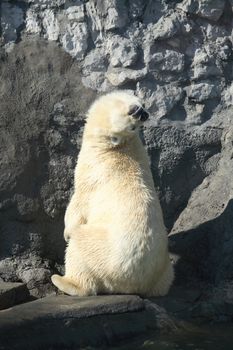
<box><xmin>110</xmin><ymin>136</ymin><xmax>120</xmax><ymax>146</ymax></box>
<box><xmin>128</xmin><ymin>105</ymin><xmax>141</xmax><ymax>116</ymax></box>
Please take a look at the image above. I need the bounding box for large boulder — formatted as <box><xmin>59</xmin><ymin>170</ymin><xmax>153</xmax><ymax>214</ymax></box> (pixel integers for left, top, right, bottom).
<box><xmin>0</xmin><ymin>39</ymin><xmax>95</xmax><ymax>296</ymax></box>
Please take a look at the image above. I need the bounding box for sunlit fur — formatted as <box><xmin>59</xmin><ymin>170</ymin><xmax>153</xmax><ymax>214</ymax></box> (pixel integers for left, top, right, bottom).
<box><xmin>51</xmin><ymin>91</ymin><xmax>174</xmax><ymax>297</ymax></box>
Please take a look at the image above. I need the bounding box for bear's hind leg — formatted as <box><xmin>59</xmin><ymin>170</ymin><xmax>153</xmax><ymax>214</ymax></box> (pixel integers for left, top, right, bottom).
<box><xmin>51</xmin><ymin>274</ymin><xmax>97</xmax><ymax>296</ymax></box>
<box><xmin>149</xmin><ymin>260</ymin><xmax>174</xmax><ymax>297</ymax></box>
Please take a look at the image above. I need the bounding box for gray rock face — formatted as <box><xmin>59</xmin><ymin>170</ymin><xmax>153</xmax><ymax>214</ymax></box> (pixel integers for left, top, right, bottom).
<box><xmin>0</xmin><ymin>39</ymin><xmax>95</xmax><ymax>296</ymax></box>
<box><xmin>186</xmin><ymin>83</ymin><xmax>221</xmax><ymax>102</ymax></box>
<box><xmin>1</xmin><ymin>2</ymin><xmax>24</xmax><ymax>44</ymax></box>
<box><xmin>170</xmin><ymin>126</ymin><xmax>233</xmax><ymax>284</ymax></box>
<box><xmin>178</xmin><ymin>0</ymin><xmax>225</xmax><ymax>22</ymax></box>
<box><xmin>108</xmin><ymin>36</ymin><xmax>138</xmax><ymax>68</ymax></box>
<box><xmin>106</xmin><ymin>67</ymin><xmax>147</xmax><ymax>86</ymax></box>
<box><xmin>145</xmin><ymin>48</ymin><xmax>185</xmax><ymax>73</ymax></box>
<box><xmin>0</xmin><ymin>0</ymin><xmax>233</xmax><ymax>298</ymax></box>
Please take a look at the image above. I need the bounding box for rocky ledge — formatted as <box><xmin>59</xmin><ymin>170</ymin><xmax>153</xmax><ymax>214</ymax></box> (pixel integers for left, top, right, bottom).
<box><xmin>0</xmin><ymin>284</ymin><xmax>233</xmax><ymax>350</ymax></box>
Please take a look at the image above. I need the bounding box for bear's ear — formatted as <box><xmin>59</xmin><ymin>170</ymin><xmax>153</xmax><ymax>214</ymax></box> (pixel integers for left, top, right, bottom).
<box><xmin>110</xmin><ymin>136</ymin><xmax>121</xmax><ymax>146</ymax></box>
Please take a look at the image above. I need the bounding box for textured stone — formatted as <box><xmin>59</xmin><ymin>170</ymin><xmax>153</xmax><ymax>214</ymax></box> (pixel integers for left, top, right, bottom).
<box><xmin>146</xmin><ymin>48</ymin><xmax>185</xmax><ymax>73</ymax></box>
<box><xmin>143</xmin><ymin>0</ymin><xmax>167</xmax><ymax>24</ymax></box>
<box><xmin>179</xmin><ymin>0</ymin><xmax>225</xmax><ymax>22</ymax></box>
<box><xmin>191</xmin><ymin>48</ymin><xmax>222</xmax><ymax>80</ymax></box>
<box><xmin>223</xmin><ymin>83</ymin><xmax>233</xmax><ymax>106</ymax></box>
<box><xmin>137</xmin><ymin>82</ymin><xmax>184</xmax><ymax>118</ymax></box>
<box><xmin>0</xmin><ymin>39</ymin><xmax>95</xmax><ymax>296</ymax></box>
<box><xmin>150</xmin><ymin>13</ymin><xmax>181</xmax><ymax>41</ymax></box>
<box><xmin>104</xmin><ymin>0</ymin><xmax>129</xmax><ymax>31</ymax></box>
<box><xmin>183</xmin><ymin>101</ymin><xmax>205</xmax><ymax>125</ymax></box>
<box><xmin>82</xmin><ymin>47</ymin><xmax>107</xmax><ymax>73</ymax></box>
<box><xmin>170</xmin><ymin>126</ymin><xmax>233</xmax><ymax>284</ymax></box>
<box><xmin>0</xmin><ymin>282</ymin><xmax>30</xmax><ymax>310</ymax></box>
<box><xmin>186</xmin><ymin>83</ymin><xmax>221</xmax><ymax>102</ymax></box>
<box><xmin>171</xmin><ymin>127</ymin><xmax>233</xmax><ymax>234</ymax></box>
<box><xmin>43</xmin><ymin>9</ymin><xmax>59</xmax><ymax>41</ymax></box>
<box><xmin>1</xmin><ymin>2</ymin><xmax>24</xmax><ymax>43</ymax></box>
<box><xmin>0</xmin><ymin>295</ymin><xmax>148</xmax><ymax>349</ymax></box>
<box><xmin>107</xmin><ymin>36</ymin><xmax>138</xmax><ymax>68</ymax></box>
<box><xmin>106</xmin><ymin>67</ymin><xmax>147</xmax><ymax>87</ymax></box>
<box><xmin>204</xmin><ymin>23</ymin><xmax>228</xmax><ymax>41</ymax></box>
<box><xmin>60</xmin><ymin>22</ymin><xmax>88</xmax><ymax>60</ymax></box>
<box><xmin>86</xmin><ymin>0</ymin><xmax>128</xmax><ymax>36</ymax></box>
<box><xmin>82</xmin><ymin>71</ymin><xmax>112</xmax><ymax>92</ymax></box>
<box><xmin>20</xmin><ymin>0</ymin><xmax>66</xmax><ymax>6</ymax></box>
<box><xmin>82</xmin><ymin>47</ymin><xmax>110</xmax><ymax>91</ymax></box>
<box><xmin>215</xmin><ymin>39</ymin><xmax>232</xmax><ymax>61</ymax></box>
<box><xmin>25</xmin><ymin>8</ymin><xmax>41</xmax><ymax>35</ymax></box>
<box><xmin>129</xmin><ymin>0</ymin><xmax>144</xmax><ymax>20</ymax></box>
<box><xmin>0</xmin><ymin>287</ymin><xmax>232</xmax><ymax>349</ymax></box>
<box><xmin>64</xmin><ymin>2</ymin><xmax>85</xmax><ymax>22</ymax></box>
<box><xmin>143</xmin><ymin>125</ymin><xmax>222</xmax><ymax>230</ymax></box>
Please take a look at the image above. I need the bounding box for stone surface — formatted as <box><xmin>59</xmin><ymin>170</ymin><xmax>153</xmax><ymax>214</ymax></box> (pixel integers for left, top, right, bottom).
<box><xmin>150</xmin><ymin>13</ymin><xmax>181</xmax><ymax>41</ymax></box>
<box><xmin>178</xmin><ymin>0</ymin><xmax>226</xmax><ymax>22</ymax></box>
<box><xmin>0</xmin><ymin>282</ymin><xmax>30</xmax><ymax>310</ymax></box>
<box><xmin>1</xmin><ymin>2</ymin><xmax>24</xmax><ymax>44</ymax></box>
<box><xmin>191</xmin><ymin>48</ymin><xmax>222</xmax><ymax>81</ymax></box>
<box><xmin>0</xmin><ymin>289</ymin><xmax>232</xmax><ymax>349</ymax></box>
<box><xmin>144</xmin><ymin>124</ymin><xmax>222</xmax><ymax>230</ymax></box>
<box><xmin>137</xmin><ymin>82</ymin><xmax>184</xmax><ymax>118</ymax></box>
<box><xmin>186</xmin><ymin>83</ymin><xmax>221</xmax><ymax>102</ymax></box>
<box><xmin>42</xmin><ymin>9</ymin><xmax>60</xmax><ymax>41</ymax></box>
<box><xmin>60</xmin><ymin>22</ymin><xmax>89</xmax><ymax>60</ymax></box>
<box><xmin>146</xmin><ymin>48</ymin><xmax>185</xmax><ymax>73</ymax></box>
<box><xmin>0</xmin><ymin>294</ymin><xmax>144</xmax><ymax>323</ymax></box>
<box><xmin>107</xmin><ymin>36</ymin><xmax>138</xmax><ymax>68</ymax></box>
<box><xmin>0</xmin><ymin>39</ymin><xmax>95</xmax><ymax>297</ymax></box>
<box><xmin>0</xmin><ymin>295</ymin><xmax>150</xmax><ymax>349</ymax></box>
<box><xmin>106</xmin><ymin>67</ymin><xmax>147</xmax><ymax>87</ymax></box>
<box><xmin>169</xmin><ymin>126</ymin><xmax>233</xmax><ymax>285</ymax></box>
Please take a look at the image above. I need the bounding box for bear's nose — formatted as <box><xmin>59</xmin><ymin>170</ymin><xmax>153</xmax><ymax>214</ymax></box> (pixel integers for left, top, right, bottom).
<box><xmin>128</xmin><ymin>105</ymin><xmax>149</xmax><ymax>122</ymax></box>
<box><xmin>139</xmin><ymin>110</ymin><xmax>149</xmax><ymax>121</ymax></box>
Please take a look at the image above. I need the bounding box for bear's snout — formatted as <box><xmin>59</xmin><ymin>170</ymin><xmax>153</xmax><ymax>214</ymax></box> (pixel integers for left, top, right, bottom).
<box><xmin>128</xmin><ymin>105</ymin><xmax>149</xmax><ymax>122</ymax></box>
<box><xmin>139</xmin><ymin>109</ymin><xmax>149</xmax><ymax>122</ymax></box>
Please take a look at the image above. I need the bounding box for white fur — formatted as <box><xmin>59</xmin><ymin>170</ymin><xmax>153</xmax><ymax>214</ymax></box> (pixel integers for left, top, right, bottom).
<box><xmin>51</xmin><ymin>91</ymin><xmax>174</xmax><ymax>297</ymax></box>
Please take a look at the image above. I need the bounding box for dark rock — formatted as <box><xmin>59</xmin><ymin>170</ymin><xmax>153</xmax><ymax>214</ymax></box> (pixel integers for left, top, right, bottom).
<box><xmin>169</xmin><ymin>128</ymin><xmax>233</xmax><ymax>284</ymax></box>
<box><xmin>0</xmin><ymin>295</ymin><xmax>148</xmax><ymax>349</ymax></box>
<box><xmin>144</xmin><ymin>124</ymin><xmax>222</xmax><ymax>230</ymax></box>
<box><xmin>0</xmin><ymin>39</ymin><xmax>96</xmax><ymax>296</ymax></box>
<box><xmin>0</xmin><ymin>282</ymin><xmax>30</xmax><ymax>310</ymax></box>
<box><xmin>0</xmin><ymin>288</ymin><xmax>232</xmax><ymax>350</ymax></box>
<box><xmin>178</xmin><ymin>0</ymin><xmax>226</xmax><ymax>22</ymax></box>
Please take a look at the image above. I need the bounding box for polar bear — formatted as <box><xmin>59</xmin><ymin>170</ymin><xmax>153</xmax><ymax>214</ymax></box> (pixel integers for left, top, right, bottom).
<box><xmin>51</xmin><ymin>91</ymin><xmax>174</xmax><ymax>297</ymax></box>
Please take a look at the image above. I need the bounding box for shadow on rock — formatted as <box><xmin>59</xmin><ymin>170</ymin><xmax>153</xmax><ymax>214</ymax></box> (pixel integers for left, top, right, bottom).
<box><xmin>169</xmin><ymin>199</ymin><xmax>233</xmax><ymax>286</ymax></box>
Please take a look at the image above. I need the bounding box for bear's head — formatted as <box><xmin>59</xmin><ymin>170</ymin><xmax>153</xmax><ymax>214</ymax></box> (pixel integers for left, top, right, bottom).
<box><xmin>84</xmin><ymin>91</ymin><xmax>149</xmax><ymax>147</ymax></box>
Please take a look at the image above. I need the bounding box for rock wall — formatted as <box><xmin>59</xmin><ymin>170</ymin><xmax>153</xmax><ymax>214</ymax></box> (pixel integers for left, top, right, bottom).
<box><xmin>0</xmin><ymin>0</ymin><xmax>233</xmax><ymax>296</ymax></box>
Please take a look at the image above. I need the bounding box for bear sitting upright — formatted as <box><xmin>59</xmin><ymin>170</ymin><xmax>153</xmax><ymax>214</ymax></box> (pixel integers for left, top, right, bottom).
<box><xmin>52</xmin><ymin>91</ymin><xmax>174</xmax><ymax>297</ymax></box>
